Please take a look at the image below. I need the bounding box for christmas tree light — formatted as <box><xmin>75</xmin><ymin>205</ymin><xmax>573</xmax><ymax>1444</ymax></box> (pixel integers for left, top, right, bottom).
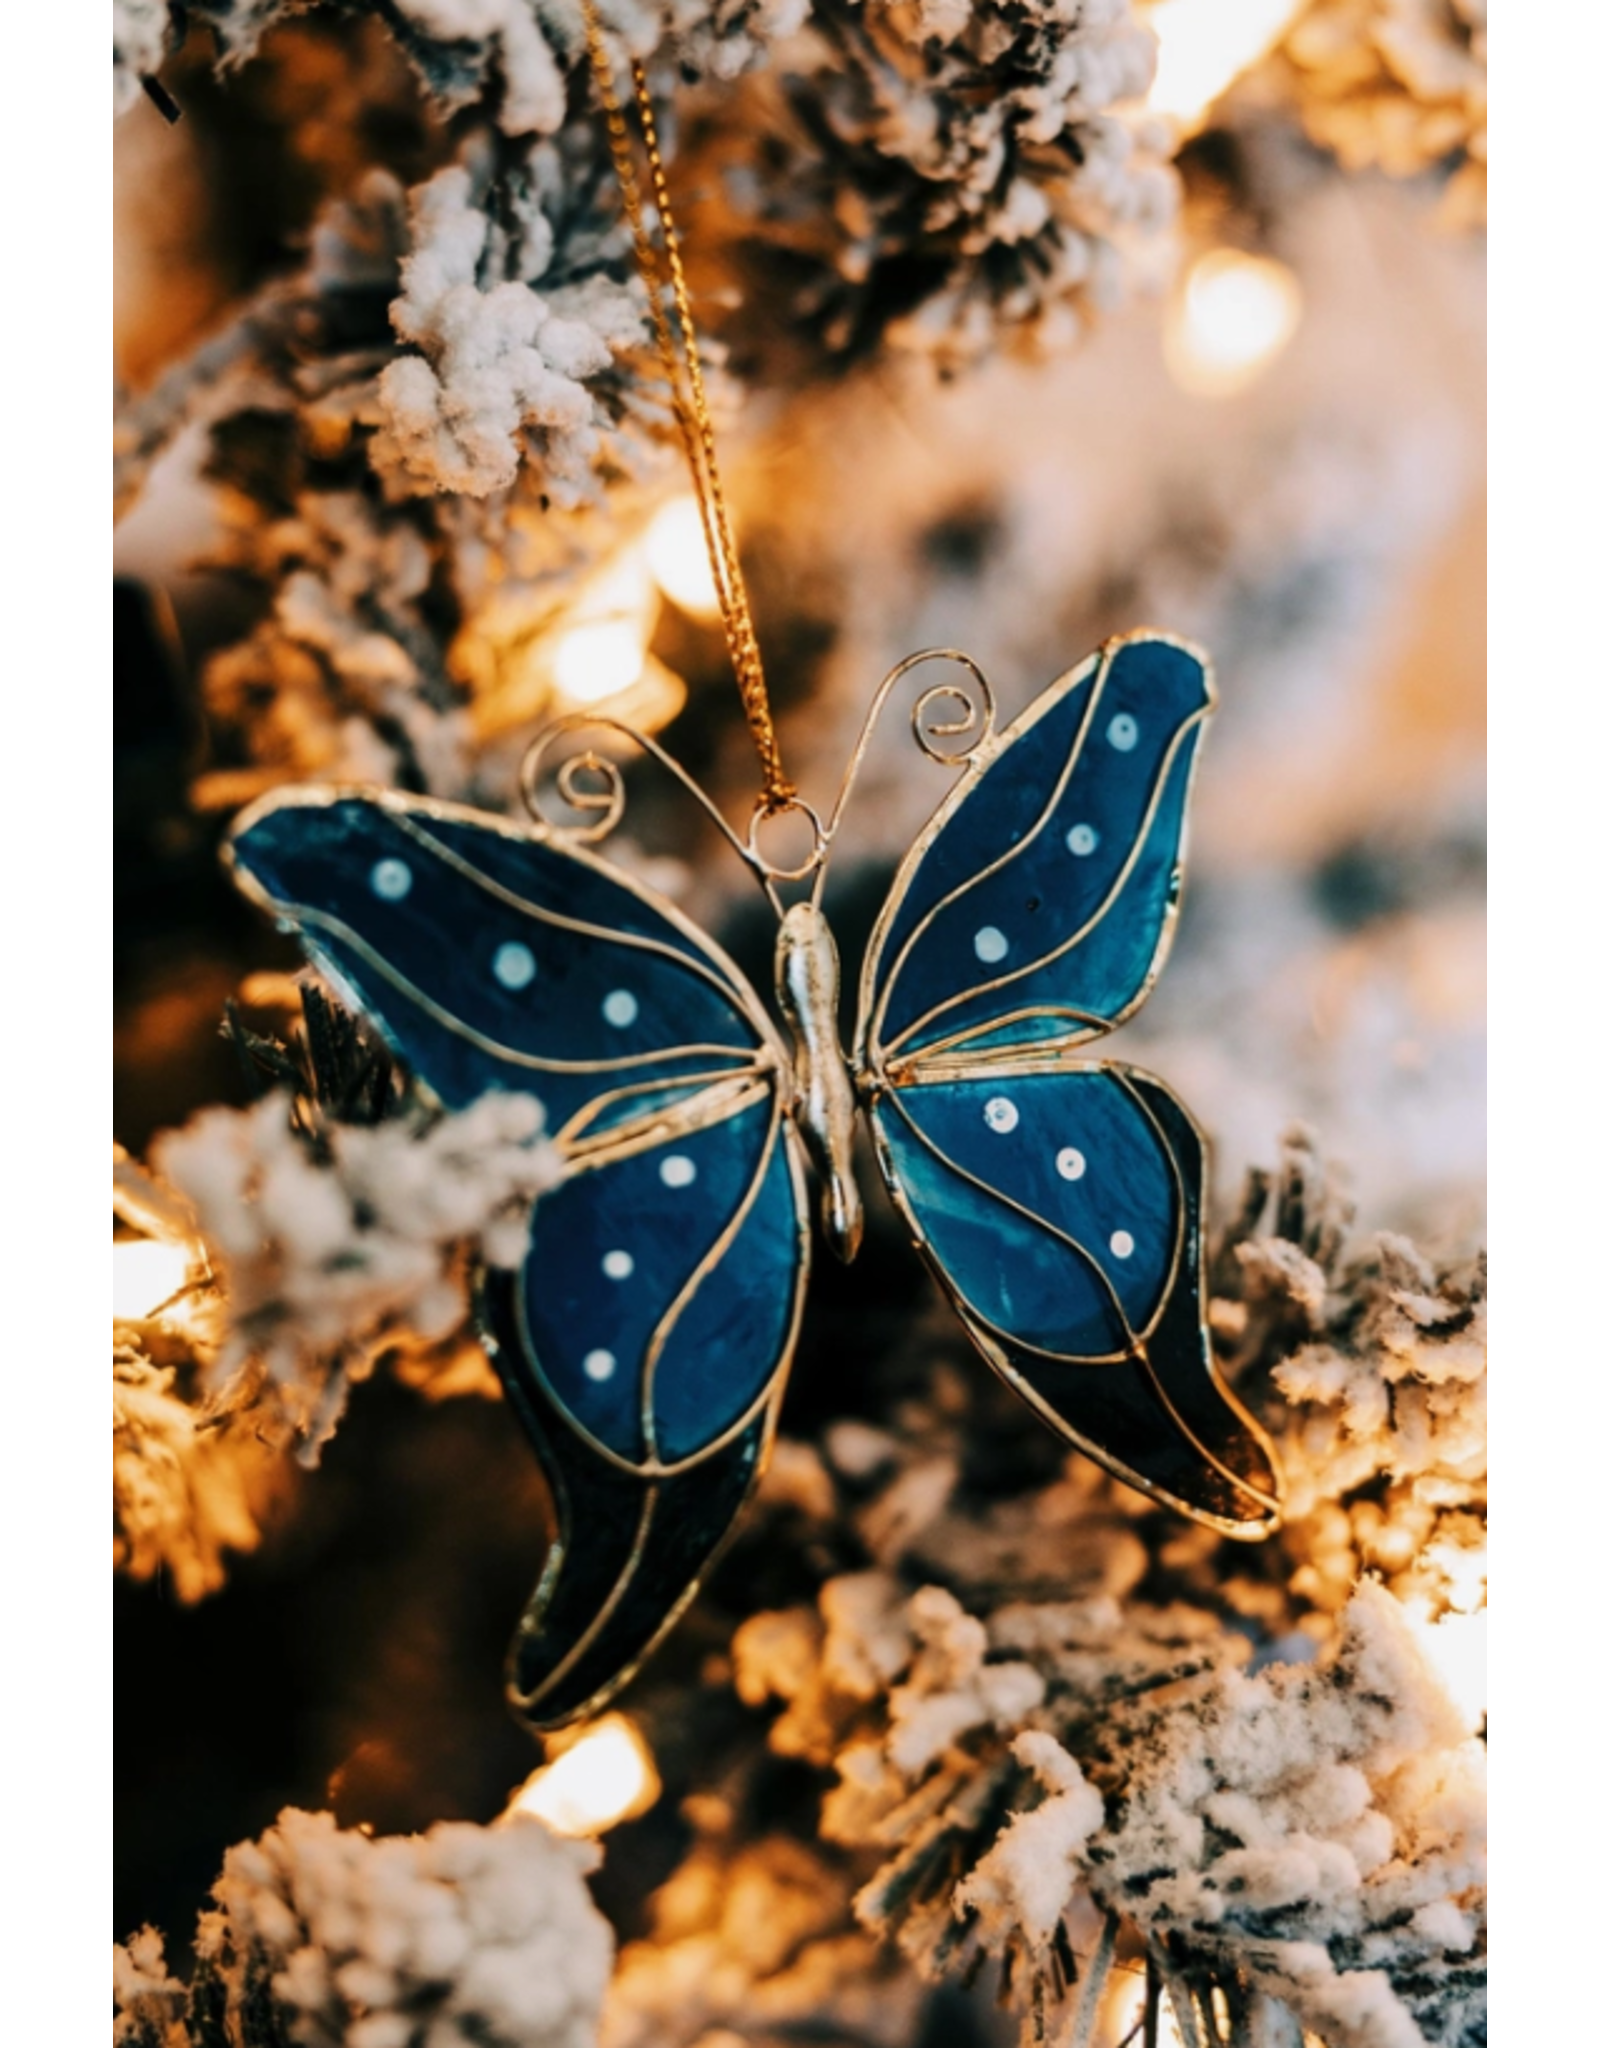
<box><xmin>646</xmin><ymin>496</ymin><xmax>721</xmax><ymax>622</ymax></box>
<box><xmin>506</xmin><ymin>1716</ymin><xmax>661</xmax><ymax>1837</ymax></box>
<box><xmin>112</xmin><ymin>1240</ymin><xmax>190</xmax><ymax>1323</ymax></box>
<box><xmin>1144</xmin><ymin>0</ymin><xmax>1303</xmax><ymax>127</ymax></box>
<box><xmin>1165</xmin><ymin>249</ymin><xmax>1304</xmax><ymax>396</ymax></box>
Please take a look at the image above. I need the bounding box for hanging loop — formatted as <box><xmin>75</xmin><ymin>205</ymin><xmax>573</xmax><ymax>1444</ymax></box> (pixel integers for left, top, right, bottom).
<box><xmin>744</xmin><ymin>793</ymin><xmax>828</xmax><ymax>883</ymax></box>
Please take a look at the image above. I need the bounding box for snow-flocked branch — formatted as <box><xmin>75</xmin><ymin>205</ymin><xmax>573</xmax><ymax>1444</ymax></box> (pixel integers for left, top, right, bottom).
<box><xmin>1275</xmin><ymin>0</ymin><xmax>1486</xmax><ymax>225</ymax></box>
<box><xmin>694</xmin><ymin>0</ymin><xmax>1179</xmax><ymax>370</ymax></box>
<box><xmin>707</xmin><ymin>1130</ymin><xmax>1487</xmax><ymax>2048</ymax></box>
<box><xmin>114</xmin><ymin>1809</ymin><xmax>613</xmax><ymax>2048</ymax></box>
<box><xmin>114</xmin><ymin>988</ymin><xmax>562</xmax><ymax>1597</ymax></box>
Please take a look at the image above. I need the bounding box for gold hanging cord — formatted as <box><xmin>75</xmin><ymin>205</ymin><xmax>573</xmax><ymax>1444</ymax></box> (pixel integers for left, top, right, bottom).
<box><xmin>580</xmin><ymin>0</ymin><xmax>795</xmax><ymax>811</ymax></box>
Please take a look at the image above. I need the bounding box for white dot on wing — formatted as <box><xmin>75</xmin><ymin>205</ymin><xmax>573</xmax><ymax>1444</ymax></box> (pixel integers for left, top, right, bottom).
<box><xmin>370</xmin><ymin>858</ymin><xmax>412</xmax><ymax>900</ymax></box>
<box><xmin>492</xmin><ymin>941</ymin><xmax>536</xmax><ymax>989</ymax></box>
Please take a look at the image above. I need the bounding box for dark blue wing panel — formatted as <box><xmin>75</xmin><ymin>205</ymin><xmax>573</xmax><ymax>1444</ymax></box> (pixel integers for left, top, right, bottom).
<box><xmin>228</xmin><ymin>793</ymin><xmax>761</xmax><ymax>1134</ymax></box>
<box><xmin>873</xmin><ymin>1067</ymin><xmax>1179</xmax><ymax>1359</ymax></box>
<box><xmin>874</xmin><ymin>1064</ymin><xmax>1280</xmax><ymax>1531</ymax></box>
<box><xmin>924</xmin><ymin>724</ymin><xmax>1201</xmax><ymax>1060</ymax></box>
<box><xmin>876</xmin><ymin>666</ymin><xmax>1096</xmax><ymax>985</ymax></box>
<box><xmin>868</xmin><ymin>638</ymin><xmax>1211</xmax><ymax>1061</ymax></box>
<box><xmin>994</xmin><ymin>1334</ymin><xmax>1277</xmax><ymax>1533</ymax></box>
<box><xmin>416</xmin><ymin>812</ymin><xmax>711</xmax><ymax>952</ymax></box>
<box><xmin>486</xmin><ymin>1261</ymin><xmax>773</xmax><ymax>1731</ymax></box>
<box><xmin>520</xmin><ymin>1097</ymin><xmax>802</xmax><ymax>1466</ymax></box>
<box><xmin>649</xmin><ymin>1130</ymin><xmax>805</xmax><ymax>1464</ymax></box>
<box><xmin>527</xmin><ymin>1408</ymin><xmax>769</xmax><ymax>1726</ymax></box>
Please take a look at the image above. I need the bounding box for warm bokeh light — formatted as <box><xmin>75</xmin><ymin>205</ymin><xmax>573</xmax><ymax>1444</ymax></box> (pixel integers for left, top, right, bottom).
<box><xmin>552</xmin><ymin>617</ymin><xmax>650</xmax><ymax>704</ymax></box>
<box><xmin>547</xmin><ymin>546</ymin><xmax>667</xmax><ymax>712</ymax></box>
<box><xmin>1404</xmin><ymin>1542</ymin><xmax>1488</xmax><ymax>1731</ymax></box>
<box><xmin>505</xmin><ymin>1713</ymin><xmax>660</xmax><ymax>1836</ymax></box>
<box><xmin>1144</xmin><ymin>0</ymin><xmax>1302</xmax><ymax>128</ymax></box>
<box><xmin>1105</xmin><ymin>1967</ymin><xmax>1191</xmax><ymax>2048</ymax></box>
<box><xmin>1413</xmin><ymin>1604</ymin><xmax>1487</xmax><ymax>1731</ymax></box>
<box><xmin>113</xmin><ymin>1239</ymin><xmax>190</xmax><ymax>1322</ymax></box>
<box><xmin>1165</xmin><ymin>249</ymin><xmax>1303</xmax><ymax>398</ymax></box>
<box><xmin>605</xmin><ymin>656</ymin><xmax>689</xmax><ymax>735</ymax></box>
<box><xmin>645</xmin><ymin>495</ymin><xmax>721</xmax><ymax>622</ymax></box>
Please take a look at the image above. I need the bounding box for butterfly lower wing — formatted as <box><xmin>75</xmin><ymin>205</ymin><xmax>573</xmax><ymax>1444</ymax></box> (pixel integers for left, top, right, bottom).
<box><xmin>868</xmin><ymin>1061</ymin><xmax>1279</xmax><ymax>1532</ymax></box>
<box><xmin>226</xmin><ymin>786</ymin><xmax>809</xmax><ymax>1721</ymax></box>
<box><xmin>860</xmin><ymin>634</ymin><xmax>1213</xmax><ymax>1070</ymax></box>
<box><xmin>482</xmin><ymin>1103</ymin><xmax>808</xmax><ymax>1728</ymax></box>
<box><xmin>503</xmin><ymin>1077</ymin><xmax>808</xmax><ymax>1472</ymax></box>
<box><xmin>486</xmin><ymin>1375</ymin><xmax>774</xmax><ymax>1729</ymax></box>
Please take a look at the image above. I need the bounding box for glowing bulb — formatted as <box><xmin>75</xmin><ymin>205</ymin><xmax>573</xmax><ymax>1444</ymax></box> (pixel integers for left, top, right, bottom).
<box><xmin>1164</xmin><ymin>249</ymin><xmax>1303</xmax><ymax>398</ymax></box>
<box><xmin>1144</xmin><ymin>0</ymin><xmax>1302</xmax><ymax>128</ymax></box>
<box><xmin>506</xmin><ymin>1714</ymin><xmax>660</xmax><ymax>1836</ymax></box>
<box><xmin>1397</xmin><ymin>1536</ymin><xmax>1488</xmax><ymax>1730</ymax></box>
<box><xmin>1106</xmin><ymin>1968</ymin><xmax>1190</xmax><ymax>2048</ymax></box>
<box><xmin>552</xmin><ymin>618</ymin><xmax>649</xmax><ymax>705</ymax></box>
<box><xmin>113</xmin><ymin>1240</ymin><xmax>190</xmax><ymax>1321</ymax></box>
<box><xmin>1405</xmin><ymin>1599</ymin><xmax>1488</xmax><ymax>1731</ymax></box>
<box><xmin>645</xmin><ymin>496</ymin><xmax>720</xmax><ymax>622</ymax></box>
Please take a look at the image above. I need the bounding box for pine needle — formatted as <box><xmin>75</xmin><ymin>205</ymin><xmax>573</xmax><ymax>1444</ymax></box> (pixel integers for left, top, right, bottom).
<box><xmin>1147</xmin><ymin>1935</ymin><xmax>1203</xmax><ymax>2048</ymax></box>
<box><xmin>1066</xmin><ymin>1914</ymin><xmax>1118</xmax><ymax>2048</ymax></box>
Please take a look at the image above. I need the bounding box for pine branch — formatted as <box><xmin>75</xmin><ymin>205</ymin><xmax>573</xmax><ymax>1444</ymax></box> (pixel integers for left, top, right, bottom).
<box><xmin>114</xmin><ymin>1810</ymin><xmax>613</xmax><ymax>2048</ymax></box>
<box><xmin>113</xmin><ymin>282</ymin><xmax>301</xmax><ymax>521</ymax></box>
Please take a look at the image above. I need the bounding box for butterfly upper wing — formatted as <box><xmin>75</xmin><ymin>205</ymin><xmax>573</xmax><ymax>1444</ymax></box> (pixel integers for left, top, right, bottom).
<box><xmin>869</xmin><ymin>1062</ymin><xmax>1279</xmax><ymax>1529</ymax></box>
<box><xmin>226</xmin><ymin>788</ymin><xmax>768</xmax><ymax>1137</ymax></box>
<box><xmin>862</xmin><ymin>633</ymin><xmax>1214</xmax><ymax>1070</ymax></box>
<box><xmin>858</xmin><ymin>635</ymin><xmax>1281</xmax><ymax>1532</ymax></box>
<box><xmin>227</xmin><ymin>786</ymin><xmax>809</xmax><ymax>1724</ymax></box>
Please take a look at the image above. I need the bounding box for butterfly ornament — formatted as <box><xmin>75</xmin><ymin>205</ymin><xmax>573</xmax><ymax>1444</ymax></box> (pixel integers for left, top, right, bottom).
<box><xmin>226</xmin><ymin>632</ymin><xmax>1282</xmax><ymax>1729</ymax></box>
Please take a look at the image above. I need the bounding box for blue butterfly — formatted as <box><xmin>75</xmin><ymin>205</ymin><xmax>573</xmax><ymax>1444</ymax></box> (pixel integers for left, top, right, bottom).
<box><xmin>226</xmin><ymin>631</ymin><xmax>1281</xmax><ymax>1729</ymax></box>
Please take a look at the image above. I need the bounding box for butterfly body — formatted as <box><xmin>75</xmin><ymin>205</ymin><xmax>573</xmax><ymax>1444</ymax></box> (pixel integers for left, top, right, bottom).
<box><xmin>775</xmin><ymin>900</ymin><xmax>864</xmax><ymax>1262</ymax></box>
<box><xmin>226</xmin><ymin>631</ymin><xmax>1281</xmax><ymax>1728</ymax></box>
